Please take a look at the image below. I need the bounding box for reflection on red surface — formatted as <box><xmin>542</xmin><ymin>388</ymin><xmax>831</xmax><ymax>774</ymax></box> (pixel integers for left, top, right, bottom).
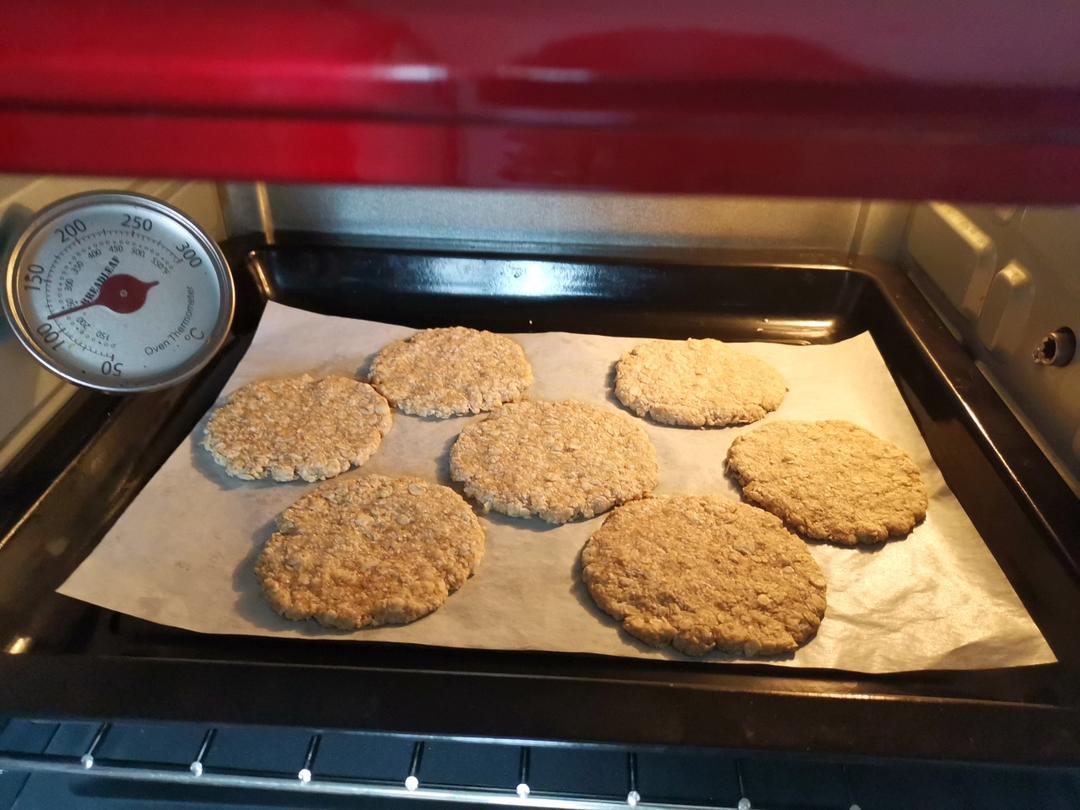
<box><xmin>1</xmin><ymin>0</ymin><xmax>1079</xmax><ymax>202</ymax></box>
<box><xmin>515</xmin><ymin>28</ymin><xmax>889</xmax><ymax>80</ymax></box>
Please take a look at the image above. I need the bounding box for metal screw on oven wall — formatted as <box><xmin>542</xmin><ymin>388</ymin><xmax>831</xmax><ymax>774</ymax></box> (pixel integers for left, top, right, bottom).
<box><xmin>1032</xmin><ymin>327</ymin><xmax>1076</xmax><ymax>366</ymax></box>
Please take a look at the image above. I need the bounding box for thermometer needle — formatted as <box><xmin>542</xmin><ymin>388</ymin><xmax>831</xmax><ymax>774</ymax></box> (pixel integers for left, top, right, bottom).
<box><xmin>48</xmin><ymin>274</ymin><xmax>159</xmax><ymax>320</ymax></box>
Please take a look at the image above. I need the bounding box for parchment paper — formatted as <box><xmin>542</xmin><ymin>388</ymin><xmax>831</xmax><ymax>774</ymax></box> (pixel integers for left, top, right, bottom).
<box><xmin>59</xmin><ymin>302</ymin><xmax>1055</xmax><ymax>672</ymax></box>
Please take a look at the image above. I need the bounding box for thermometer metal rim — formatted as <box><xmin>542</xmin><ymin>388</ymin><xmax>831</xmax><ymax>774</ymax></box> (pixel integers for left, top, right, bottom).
<box><xmin>3</xmin><ymin>191</ymin><xmax>235</xmax><ymax>394</ymax></box>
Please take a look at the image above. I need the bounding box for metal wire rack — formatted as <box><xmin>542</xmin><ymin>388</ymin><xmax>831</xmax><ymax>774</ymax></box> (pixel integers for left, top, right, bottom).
<box><xmin>1</xmin><ymin>718</ymin><xmax>1079</xmax><ymax>810</ymax></box>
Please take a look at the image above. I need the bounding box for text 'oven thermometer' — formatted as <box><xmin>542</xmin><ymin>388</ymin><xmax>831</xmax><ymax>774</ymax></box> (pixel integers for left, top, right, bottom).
<box><xmin>3</xmin><ymin>192</ymin><xmax>235</xmax><ymax>393</ymax></box>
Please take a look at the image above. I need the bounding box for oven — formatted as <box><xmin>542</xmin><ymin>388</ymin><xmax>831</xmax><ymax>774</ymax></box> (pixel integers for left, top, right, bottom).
<box><xmin>1</xmin><ymin>3</ymin><xmax>1079</xmax><ymax>809</ymax></box>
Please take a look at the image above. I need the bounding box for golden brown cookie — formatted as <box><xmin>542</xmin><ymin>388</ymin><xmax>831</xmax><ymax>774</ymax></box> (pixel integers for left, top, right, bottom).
<box><xmin>726</xmin><ymin>420</ymin><xmax>928</xmax><ymax>545</ymax></box>
<box><xmin>582</xmin><ymin>496</ymin><xmax>827</xmax><ymax>656</ymax></box>
<box><xmin>615</xmin><ymin>339</ymin><xmax>786</xmax><ymax>427</ymax></box>
<box><xmin>370</xmin><ymin>326</ymin><xmax>532</xmax><ymax>417</ymax></box>
<box><xmin>203</xmin><ymin>374</ymin><xmax>392</xmax><ymax>482</ymax></box>
<box><xmin>256</xmin><ymin>474</ymin><xmax>485</xmax><ymax>629</ymax></box>
<box><xmin>449</xmin><ymin>400</ymin><xmax>659</xmax><ymax>524</ymax></box>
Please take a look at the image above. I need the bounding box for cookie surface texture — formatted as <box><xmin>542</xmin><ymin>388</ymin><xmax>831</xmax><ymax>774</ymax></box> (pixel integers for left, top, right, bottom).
<box><xmin>256</xmin><ymin>474</ymin><xmax>485</xmax><ymax>629</ymax></box>
<box><xmin>370</xmin><ymin>326</ymin><xmax>533</xmax><ymax>417</ymax></box>
<box><xmin>582</xmin><ymin>496</ymin><xmax>827</xmax><ymax>656</ymax></box>
<box><xmin>615</xmin><ymin>338</ymin><xmax>787</xmax><ymax>427</ymax></box>
<box><xmin>449</xmin><ymin>400</ymin><xmax>659</xmax><ymax>523</ymax></box>
<box><xmin>203</xmin><ymin>374</ymin><xmax>392</xmax><ymax>482</ymax></box>
<box><xmin>726</xmin><ymin>420</ymin><xmax>928</xmax><ymax>545</ymax></box>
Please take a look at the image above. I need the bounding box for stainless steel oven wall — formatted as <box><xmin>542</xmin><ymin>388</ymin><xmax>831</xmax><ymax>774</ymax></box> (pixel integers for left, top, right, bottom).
<box><xmin>901</xmin><ymin>203</ymin><xmax>1080</xmax><ymax>492</ymax></box>
<box><xmin>221</xmin><ymin>183</ymin><xmax>909</xmax><ymax>260</ymax></box>
<box><xmin>0</xmin><ymin>176</ymin><xmax>225</xmax><ymax>466</ymax></box>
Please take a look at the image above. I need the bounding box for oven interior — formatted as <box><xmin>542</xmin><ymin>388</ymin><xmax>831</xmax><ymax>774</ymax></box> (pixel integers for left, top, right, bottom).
<box><xmin>0</xmin><ymin>179</ymin><xmax>1078</xmax><ymax>808</ymax></box>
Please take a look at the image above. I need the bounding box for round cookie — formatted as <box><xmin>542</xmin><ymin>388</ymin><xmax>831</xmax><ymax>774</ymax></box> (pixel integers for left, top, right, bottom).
<box><xmin>203</xmin><ymin>374</ymin><xmax>392</xmax><ymax>482</ymax></box>
<box><xmin>615</xmin><ymin>338</ymin><xmax>786</xmax><ymax>427</ymax></box>
<box><xmin>370</xmin><ymin>326</ymin><xmax>532</xmax><ymax>418</ymax></box>
<box><xmin>582</xmin><ymin>496</ymin><xmax>827</xmax><ymax>657</ymax></box>
<box><xmin>256</xmin><ymin>474</ymin><xmax>485</xmax><ymax>629</ymax></box>
<box><xmin>726</xmin><ymin>420</ymin><xmax>928</xmax><ymax>546</ymax></box>
<box><xmin>449</xmin><ymin>400</ymin><xmax>659</xmax><ymax>524</ymax></box>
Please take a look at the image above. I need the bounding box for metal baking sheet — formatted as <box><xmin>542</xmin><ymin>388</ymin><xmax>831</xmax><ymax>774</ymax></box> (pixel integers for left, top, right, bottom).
<box><xmin>58</xmin><ymin>301</ymin><xmax>1054</xmax><ymax>672</ymax></box>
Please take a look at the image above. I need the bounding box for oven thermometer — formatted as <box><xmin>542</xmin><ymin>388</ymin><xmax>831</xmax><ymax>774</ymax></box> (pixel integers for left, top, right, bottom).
<box><xmin>3</xmin><ymin>191</ymin><xmax>234</xmax><ymax>393</ymax></box>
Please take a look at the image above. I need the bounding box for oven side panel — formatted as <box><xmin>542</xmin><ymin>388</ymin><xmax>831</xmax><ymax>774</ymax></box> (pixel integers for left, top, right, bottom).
<box><xmin>901</xmin><ymin>203</ymin><xmax>1080</xmax><ymax>491</ymax></box>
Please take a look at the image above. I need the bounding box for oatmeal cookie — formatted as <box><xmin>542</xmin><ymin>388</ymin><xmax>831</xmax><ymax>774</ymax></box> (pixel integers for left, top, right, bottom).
<box><xmin>726</xmin><ymin>420</ymin><xmax>928</xmax><ymax>545</ymax></box>
<box><xmin>582</xmin><ymin>496</ymin><xmax>827</xmax><ymax>656</ymax></box>
<box><xmin>370</xmin><ymin>327</ymin><xmax>532</xmax><ymax>418</ymax></box>
<box><xmin>203</xmin><ymin>374</ymin><xmax>392</xmax><ymax>482</ymax></box>
<box><xmin>615</xmin><ymin>338</ymin><xmax>786</xmax><ymax>427</ymax></box>
<box><xmin>256</xmin><ymin>474</ymin><xmax>485</xmax><ymax>629</ymax></box>
<box><xmin>450</xmin><ymin>400</ymin><xmax>659</xmax><ymax>523</ymax></box>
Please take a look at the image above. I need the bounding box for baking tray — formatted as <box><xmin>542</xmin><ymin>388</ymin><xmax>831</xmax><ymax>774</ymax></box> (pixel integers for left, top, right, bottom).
<box><xmin>1</xmin><ymin>236</ymin><xmax>1078</xmax><ymax>764</ymax></box>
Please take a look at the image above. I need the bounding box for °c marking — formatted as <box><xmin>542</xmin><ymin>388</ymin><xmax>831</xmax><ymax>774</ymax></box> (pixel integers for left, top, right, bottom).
<box><xmin>186</xmin><ymin>327</ymin><xmax>205</xmax><ymax>341</ymax></box>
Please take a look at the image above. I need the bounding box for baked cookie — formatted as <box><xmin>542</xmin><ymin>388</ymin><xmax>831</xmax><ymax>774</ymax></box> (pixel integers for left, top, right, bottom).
<box><xmin>726</xmin><ymin>420</ymin><xmax>928</xmax><ymax>545</ymax></box>
<box><xmin>449</xmin><ymin>400</ymin><xmax>659</xmax><ymax>524</ymax></box>
<box><xmin>615</xmin><ymin>338</ymin><xmax>786</xmax><ymax>427</ymax></box>
<box><xmin>256</xmin><ymin>474</ymin><xmax>485</xmax><ymax>629</ymax></box>
<box><xmin>582</xmin><ymin>496</ymin><xmax>827</xmax><ymax>657</ymax></box>
<box><xmin>370</xmin><ymin>326</ymin><xmax>532</xmax><ymax>417</ymax></box>
<box><xmin>203</xmin><ymin>374</ymin><xmax>392</xmax><ymax>482</ymax></box>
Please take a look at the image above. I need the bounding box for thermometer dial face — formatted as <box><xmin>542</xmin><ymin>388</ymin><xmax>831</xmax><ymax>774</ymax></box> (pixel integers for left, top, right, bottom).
<box><xmin>3</xmin><ymin>192</ymin><xmax>234</xmax><ymax>392</ymax></box>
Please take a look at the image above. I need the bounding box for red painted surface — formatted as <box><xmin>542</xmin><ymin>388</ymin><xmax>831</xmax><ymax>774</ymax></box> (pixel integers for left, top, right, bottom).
<box><xmin>1</xmin><ymin>0</ymin><xmax>1079</xmax><ymax>201</ymax></box>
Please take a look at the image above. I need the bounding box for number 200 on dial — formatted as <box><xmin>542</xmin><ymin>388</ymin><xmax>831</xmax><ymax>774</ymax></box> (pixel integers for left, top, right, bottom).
<box><xmin>3</xmin><ymin>192</ymin><xmax>235</xmax><ymax>392</ymax></box>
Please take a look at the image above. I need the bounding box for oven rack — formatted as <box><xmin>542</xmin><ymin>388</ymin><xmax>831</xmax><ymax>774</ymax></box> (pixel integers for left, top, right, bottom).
<box><xmin>6</xmin><ymin>720</ymin><xmax>760</xmax><ymax>810</ymax></box>
<box><xmin>2</xmin><ymin>719</ymin><xmax>1080</xmax><ymax>810</ymax></box>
